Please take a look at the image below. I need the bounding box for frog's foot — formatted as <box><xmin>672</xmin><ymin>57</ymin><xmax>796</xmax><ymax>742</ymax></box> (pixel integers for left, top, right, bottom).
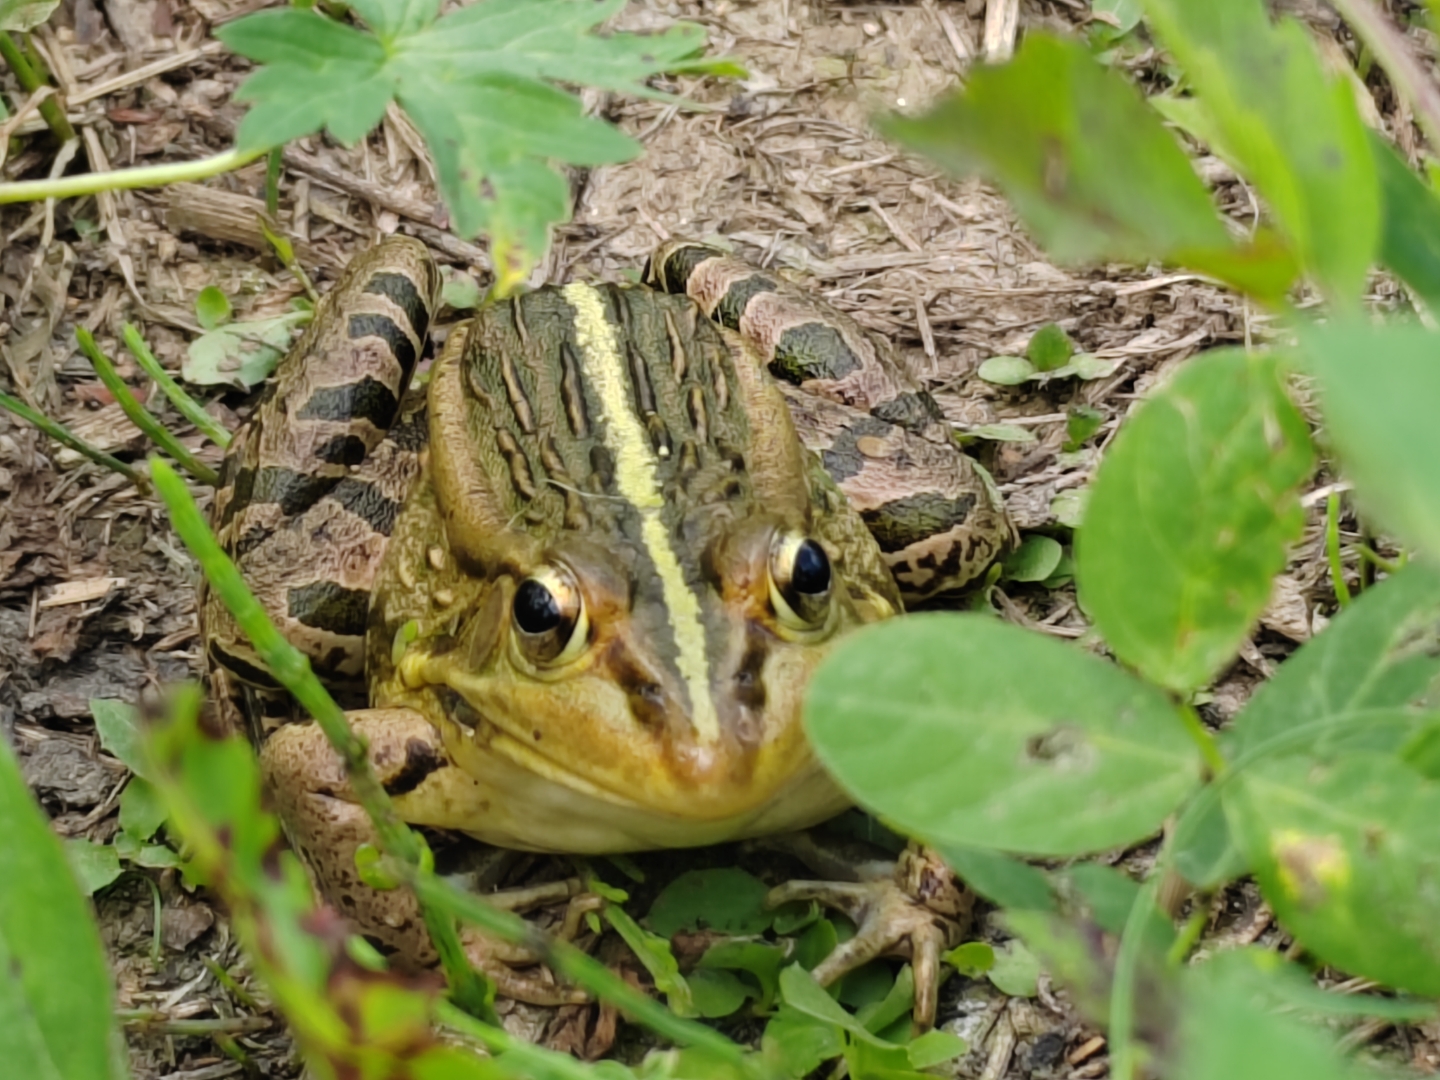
<box><xmin>459</xmin><ymin>881</ymin><xmax>599</xmax><ymax>1007</ymax></box>
<box><xmin>764</xmin><ymin>841</ymin><xmax>972</xmax><ymax>1029</ymax></box>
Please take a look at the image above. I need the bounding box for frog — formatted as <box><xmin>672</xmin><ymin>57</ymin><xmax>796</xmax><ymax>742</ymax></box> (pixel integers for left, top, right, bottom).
<box><xmin>202</xmin><ymin>235</ymin><xmax>1014</xmax><ymax>1026</ymax></box>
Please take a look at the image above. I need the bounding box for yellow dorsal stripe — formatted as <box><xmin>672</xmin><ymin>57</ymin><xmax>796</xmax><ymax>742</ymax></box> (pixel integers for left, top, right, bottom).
<box><xmin>562</xmin><ymin>284</ymin><xmax>719</xmax><ymax>744</ymax></box>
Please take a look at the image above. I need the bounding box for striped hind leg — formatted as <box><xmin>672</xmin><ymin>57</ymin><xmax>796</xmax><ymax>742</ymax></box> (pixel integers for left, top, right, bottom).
<box><xmin>206</xmin><ymin>237</ymin><xmax>440</xmax><ymax>688</ymax></box>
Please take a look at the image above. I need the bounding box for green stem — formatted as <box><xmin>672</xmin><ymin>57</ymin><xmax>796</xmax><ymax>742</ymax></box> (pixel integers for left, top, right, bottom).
<box><xmin>1326</xmin><ymin>491</ymin><xmax>1353</xmax><ymax>607</ymax></box>
<box><xmin>0</xmin><ymin>387</ymin><xmax>148</xmax><ymax>490</ymax></box>
<box><xmin>265</xmin><ymin>146</ymin><xmax>283</xmax><ymax>217</ymax></box>
<box><xmin>76</xmin><ymin>328</ymin><xmax>219</xmax><ymax>487</ymax></box>
<box><xmin>0</xmin><ymin>147</ymin><xmax>266</xmax><ymax>205</ymax></box>
<box><xmin>437</xmin><ymin>1002</ymin><xmax>624</xmax><ymax>1080</ymax></box>
<box><xmin>122</xmin><ymin>324</ymin><xmax>231</xmax><ymax>448</ymax></box>
<box><xmin>1177</xmin><ymin>703</ymin><xmax>1227</xmax><ymax>778</ymax></box>
<box><xmin>1108</xmin><ymin>875</ymin><xmax>1161</xmax><ymax>1080</ymax></box>
<box><xmin>1358</xmin><ymin>544</ymin><xmax>1402</xmax><ymax>576</ymax></box>
<box><xmin>1165</xmin><ymin>903</ymin><xmax>1208</xmax><ymax>967</ymax></box>
<box><xmin>0</xmin><ymin>31</ymin><xmax>75</xmax><ymax>143</ymax></box>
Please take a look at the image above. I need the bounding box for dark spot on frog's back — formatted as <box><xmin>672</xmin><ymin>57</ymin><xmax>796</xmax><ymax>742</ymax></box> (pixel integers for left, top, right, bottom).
<box><xmin>715</xmin><ymin>275</ymin><xmax>778</xmax><ymax>330</ymax></box>
<box><xmin>861</xmin><ymin>491</ymin><xmax>977</xmax><ymax>553</ymax></box>
<box><xmin>314</xmin><ymin>433</ymin><xmax>369</xmax><ymax>467</ymax></box>
<box><xmin>288</xmin><ymin>580</ymin><xmax>370</xmax><ymax>635</ymax></box>
<box><xmin>650</xmin><ymin>244</ymin><xmax>715</xmax><ymax>292</ymax></box>
<box><xmin>382</xmin><ymin>737</ymin><xmax>445</xmax><ymax>796</ymax></box>
<box><xmin>872</xmin><ymin>390</ymin><xmax>945</xmax><ymax>432</ymax></box>
<box><xmin>328</xmin><ymin>477</ymin><xmax>404</xmax><ymax>535</ymax></box>
<box><xmin>771</xmin><ymin>322</ymin><xmax>862</xmax><ymax>385</ymax></box>
<box><xmin>297</xmin><ymin>376</ymin><xmax>401</xmax><ymax>430</ymax></box>
<box><xmin>348</xmin><ymin>313</ymin><xmax>418</xmax><ymax>373</ymax></box>
<box><xmin>362</xmin><ymin>271</ymin><xmax>432</xmax><ymax>338</ymax></box>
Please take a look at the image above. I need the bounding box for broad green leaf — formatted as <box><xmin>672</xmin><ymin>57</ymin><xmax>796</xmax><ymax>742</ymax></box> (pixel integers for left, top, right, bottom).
<box><xmin>844</xmin><ymin>1038</ymin><xmax>930</xmax><ymax>1080</ymax></box>
<box><xmin>1002</xmin><ymin>535</ymin><xmax>1062</xmax><ymax>583</ymax></box>
<box><xmin>1300</xmin><ymin>320</ymin><xmax>1440</xmax><ymax>556</ymax></box>
<box><xmin>806</xmin><ymin>614</ymin><xmax>1201</xmax><ymax>856</ymax></box>
<box><xmin>976</xmin><ymin>355</ymin><xmax>1034</xmax><ymax>385</ymax></box>
<box><xmin>0</xmin><ymin>740</ymin><xmax>128</xmax><ymax>1080</ymax></box>
<box><xmin>688</xmin><ymin>968</ymin><xmax>752</xmax><ymax>1019</ymax></box>
<box><xmin>193</xmin><ymin>286</ymin><xmax>232</xmax><ymax>331</ymax></box>
<box><xmin>1231</xmin><ymin>563</ymin><xmax>1440</xmax><ymax>758</ymax></box>
<box><xmin>219</xmin><ymin>0</ymin><xmax>715</xmax><ymax>280</ymax></box>
<box><xmin>987</xmin><ymin>940</ymin><xmax>1041</xmax><ymax>997</ymax></box>
<box><xmin>699</xmin><ymin>941</ymin><xmax>787</xmax><ymax>1012</ymax></box>
<box><xmin>1370</xmin><ymin>132</ymin><xmax>1440</xmax><ymax>312</ymax></box>
<box><xmin>1139</xmin><ymin>0</ymin><xmax>1379</xmax><ymax>306</ymax></box>
<box><xmin>1171</xmin><ymin>788</ymin><xmax>1248</xmax><ymax>889</ymax></box>
<box><xmin>64</xmin><ymin>839</ymin><xmax>122</xmax><ymax>897</ymax></box>
<box><xmin>1093</xmin><ymin>0</ymin><xmax>1142</xmax><ymax>34</ymax></box>
<box><xmin>905</xmin><ymin>1030</ymin><xmax>967</xmax><ymax>1070</ymax></box>
<box><xmin>1065</xmin><ymin>405</ymin><xmax>1105</xmax><ymax>450</ymax></box>
<box><xmin>1228</xmin><ymin>752</ymin><xmax>1440</xmax><ymax>995</ymax></box>
<box><xmin>855</xmin><ymin>965</ymin><xmax>912</xmax><ymax>1033</ymax></box>
<box><xmin>1059</xmin><ymin>863</ymin><xmax>1175</xmax><ymax>950</ymax></box>
<box><xmin>964</xmin><ymin>423</ymin><xmax>1036</xmax><ymax>443</ymax></box>
<box><xmin>1076</xmin><ymin>349</ymin><xmax>1313</xmax><ymax>694</ymax></box>
<box><xmin>1197</xmin><ymin>948</ymin><xmax>1437</xmax><ymax>1023</ymax></box>
<box><xmin>1070</xmin><ymin>355</ymin><xmax>1115</xmax><ymax>380</ymax></box>
<box><xmin>880</xmin><ymin>34</ymin><xmax>1228</xmax><ymax>266</ymax></box>
<box><xmin>1176</xmin><ymin>952</ymin><xmax>1381</xmax><ymax>1080</ymax></box>
<box><xmin>762</xmin><ymin>1006</ymin><xmax>844</xmax><ymax>1078</ymax></box>
<box><xmin>118</xmin><ymin>777</ymin><xmax>168</xmax><ymax>842</ymax></box>
<box><xmin>1027</xmin><ymin>324</ymin><xmax>1073</xmax><ymax>372</ymax></box>
<box><xmin>91</xmin><ymin>698</ymin><xmax>150</xmax><ymax>780</ymax></box>
<box><xmin>0</xmin><ymin>0</ymin><xmax>57</xmax><ymax>31</ymax></box>
<box><xmin>647</xmin><ymin>868</ymin><xmax>772</xmax><ymax>937</ymax></box>
<box><xmin>779</xmin><ymin>966</ymin><xmax>893</xmax><ymax>1048</ymax></box>
<box><xmin>942</xmin><ymin>942</ymin><xmax>995</xmax><ymax>978</ymax></box>
<box><xmin>183</xmin><ymin>310</ymin><xmax>310</xmax><ymax>390</ymax></box>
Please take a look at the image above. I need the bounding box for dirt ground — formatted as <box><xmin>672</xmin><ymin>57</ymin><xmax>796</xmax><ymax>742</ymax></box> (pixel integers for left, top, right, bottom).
<box><xmin>2</xmin><ymin>0</ymin><xmax>1436</xmax><ymax>1076</ymax></box>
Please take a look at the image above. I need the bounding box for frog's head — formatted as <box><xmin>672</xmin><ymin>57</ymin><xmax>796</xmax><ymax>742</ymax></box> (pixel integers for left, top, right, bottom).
<box><xmin>370</xmin><ymin>282</ymin><xmax>899</xmax><ymax>852</ymax></box>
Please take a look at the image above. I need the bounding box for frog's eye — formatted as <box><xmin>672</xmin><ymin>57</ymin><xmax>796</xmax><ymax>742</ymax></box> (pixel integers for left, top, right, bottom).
<box><xmin>768</xmin><ymin>534</ymin><xmax>833</xmax><ymax>631</ymax></box>
<box><xmin>513</xmin><ymin>566</ymin><xmax>589</xmax><ymax>666</ymax></box>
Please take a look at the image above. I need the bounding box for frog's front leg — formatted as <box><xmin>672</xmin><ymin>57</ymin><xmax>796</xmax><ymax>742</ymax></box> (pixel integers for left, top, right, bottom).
<box><xmin>262</xmin><ymin>708</ymin><xmax>589</xmax><ymax>1006</ymax></box>
<box><xmin>761</xmin><ymin>834</ymin><xmax>972</xmax><ymax>1030</ymax></box>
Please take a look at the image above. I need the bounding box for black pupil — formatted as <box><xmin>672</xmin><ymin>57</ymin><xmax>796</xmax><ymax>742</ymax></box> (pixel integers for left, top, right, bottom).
<box><xmin>514</xmin><ymin>579</ymin><xmax>562</xmax><ymax>634</ymax></box>
<box><xmin>792</xmin><ymin>540</ymin><xmax>831</xmax><ymax>595</ymax></box>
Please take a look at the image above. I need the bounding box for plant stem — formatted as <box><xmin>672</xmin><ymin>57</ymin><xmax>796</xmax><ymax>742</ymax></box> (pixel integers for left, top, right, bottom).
<box><xmin>0</xmin><ymin>147</ymin><xmax>266</xmax><ymax>205</ymax></box>
<box><xmin>0</xmin><ymin>31</ymin><xmax>75</xmax><ymax>143</ymax></box>
<box><xmin>264</xmin><ymin>146</ymin><xmax>283</xmax><ymax>216</ymax></box>
<box><xmin>122</xmin><ymin>324</ymin><xmax>231</xmax><ymax>448</ymax></box>
<box><xmin>1108</xmin><ymin>875</ymin><xmax>1162</xmax><ymax>1080</ymax></box>
<box><xmin>0</xmin><ymin>388</ymin><xmax>149</xmax><ymax>490</ymax></box>
<box><xmin>1326</xmin><ymin>491</ymin><xmax>1353</xmax><ymax>607</ymax></box>
<box><xmin>1177</xmin><ymin>703</ymin><xmax>1227</xmax><ymax>778</ymax></box>
<box><xmin>76</xmin><ymin>328</ymin><xmax>219</xmax><ymax>487</ymax></box>
<box><xmin>1330</xmin><ymin>0</ymin><xmax>1440</xmax><ymax>152</ymax></box>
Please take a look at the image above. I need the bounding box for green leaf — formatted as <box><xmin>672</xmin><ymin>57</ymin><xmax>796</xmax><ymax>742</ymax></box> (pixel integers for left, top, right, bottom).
<box><xmin>1002</xmin><ymin>535</ymin><xmax>1062</xmax><ymax>583</ymax></box>
<box><xmin>855</xmin><ymin>964</ymin><xmax>912</xmax><ymax>1033</ymax></box>
<box><xmin>183</xmin><ymin>310</ymin><xmax>311</xmax><ymax>390</ymax></box>
<box><xmin>688</xmin><ymin>968</ymin><xmax>752</xmax><ymax>1019</ymax></box>
<box><xmin>0</xmin><ymin>0</ymin><xmax>58</xmax><ymax>32</ymax></box>
<box><xmin>118</xmin><ymin>777</ymin><xmax>168</xmax><ymax>843</ymax></box>
<box><xmin>964</xmin><ymin>423</ymin><xmax>1036</xmax><ymax>443</ymax></box>
<box><xmin>1027</xmin><ymin>324</ymin><xmax>1073</xmax><ymax>372</ymax></box>
<box><xmin>1093</xmin><ymin>0</ymin><xmax>1143</xmax><ymax>34</ymax></box>
<box><xmin>1171</xmin><ymin>788</ymin><xmax>1248</xmax><ymax>889</ymax></box>
<box><xmin>1065</xmin><ymin>406</ymin><xmax>1105</xmax><ymax>450</ymax></box>
<box><xmin>0</xmin><ymin>740</ymin><xmax>128</xmax><ymax>1080</ymax></box>
<box><xmin>1139</xmin><ymin>0</ymin><xmax>1380</xmax><ymax>306</ymax></box>
<box><xmin>91</xmin><ymin>698</ymin><xmax>150</xmax><ymax>780</ymax></box>
<box><xmin>219</xmin><ymin>0</ymin><xmax>715</xmax><ymax>282</ymax></box>
<box><xmin>1075</xmin><ymin>349</ymin><xmax>1314</xmax><ymax>694</ymax></box>
<box><xmin>1370</xmin><ymin>132</ymin><xmax>1440</xmax><ymax>312</ymax></box>
<box><xmin>647</xmin><ymin>868</ymin><xmax>772</xmax><ymax>937</ymax></box>
<box><xmin>806</xmin><ymin>614</ymin><xmax>1201</xmax><ymax>857</ymax></box>
<box><xmin>64</xmin><ymin>839</ymin><xmax>122</xmax><ymax>897</ymax></box>
<box><xmin>795</xmin><ymin>918</ymin><xmax>839</xmax><ymax>972</ymax></box>
<box><xmin>193</xmin><ymin>286</ymin><xmax>232</xmax><ymax>331</ymax></box>
<box><xmin>699</xmin><ymin>941</ymin><xmax>787</xmax><ymax>1012</ymax></box>
<box><xmin>1002</xmin><ymin>912</ymin><xmax>1112</xmax><ymax>1023</ymax></box>
<box><xmin>1230</xmin><ymin>563</ymin><xmax>1440</xmax><ymax>759</ymax></box>
<box><xmin>1300</xmin><ymin>320</ymin><xmax>1440</xmax><ymax>556</ymax></box>
<box><xmin>1051</xmin><ymin>489</ymin><xmax>1087</xmax><ymax>528</ymax></box>
<box><xmin>1060</xmin><ymin>863</ymin><xmax>1176</xmax><ymax>950</ymax></box>
<box><xmin>1177</xmin><ymin>952</ymin><xmax>1380</xmax><ymax>1080</ymax></box>
<box><xmin>604</xmin><ymin>904</ymin><xmax>693</xmax><ymax>1015</ymax></box>
<box><xmin>941</xmin><ymin>941</ymin><xmax>995</xmax><ymax>978</ymax></box>
<box><xmin>1197</xmin><ymin>948</ymin><xmax>1438</xmax><ymax>1022</ymax></box>
<box><xmin>1070</xmin><ymin>354</ymin><xmax>1115</xmax><ymax>381</ymax></box>
<box><xmin>880</xmin><ymin>34</ymin><xmax>1229</xmax><ymax>267</ymax></box>
<box><xmin>987</xmin><ymin>940</ymin><xmax>1041</xmax><ymax>997</ymax></box>
<box><xmin>441</xmin><ymin>270</ymin><xmax>484</xmax><ymax>312</ymax></box>
<box><xmin>905</xmin><ymin>1030</ymin><xmax>967</xmax><ymax>1070</ymax></box>
<box><xmin>976</xmin><ymin>355</ymin><xmax>1035</xmax><ymax>385</ymax></box>
<box><xmin>1228</xmin><ymin>752</ymin><xmax>1440</xmax><ymax>996</ymax></box>
<box><xmin>779</xmin><ymin>966</ymin><xmax>893</xmax><ymax>1047</ymax></box>
<box><xmin>762</xmin><ymin>1006</ymin><xmax>844</xmax><ymax>1077</ymax></box>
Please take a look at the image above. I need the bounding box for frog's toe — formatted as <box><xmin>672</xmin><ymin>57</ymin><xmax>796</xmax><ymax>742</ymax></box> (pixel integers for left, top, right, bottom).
<box><xmin>765</xmin><ymin>846</ymin><xmax>971</xmax><ymax>1030</ymax></box>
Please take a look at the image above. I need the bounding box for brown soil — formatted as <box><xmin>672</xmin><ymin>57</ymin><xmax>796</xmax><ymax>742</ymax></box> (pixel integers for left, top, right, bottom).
<box><xmin>1</xmin><ymin>0</ymin><xmax>1431</xmax><ymax>1076</ymax></box>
